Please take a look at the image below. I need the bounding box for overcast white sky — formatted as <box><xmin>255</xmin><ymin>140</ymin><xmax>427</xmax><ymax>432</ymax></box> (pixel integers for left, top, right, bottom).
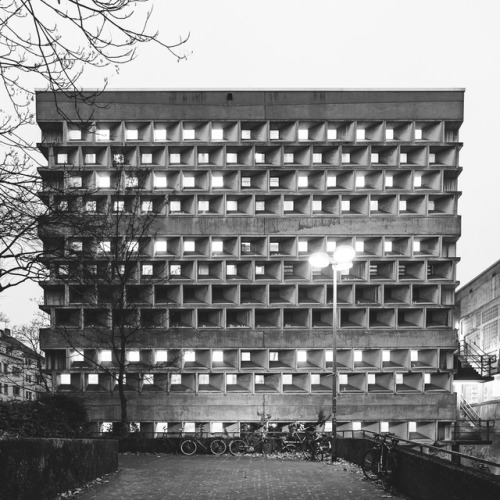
<box><xmin>1</xmin><ymin>0</ymin><xmax>499</xmax><ymax>326</ymax></box>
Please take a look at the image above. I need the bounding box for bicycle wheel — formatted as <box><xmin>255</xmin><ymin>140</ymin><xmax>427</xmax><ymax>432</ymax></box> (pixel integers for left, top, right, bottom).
<box><xmin>262</xmin><ymin>440</ymin><xmax>272</xmax><ymax>455</ymax></box>
<box><xmin>362</xmin><ymin>449</ymin><xmax>380</xmax><ymax>481</ymax></box>
<box><xmin>210</xmin><ymin>439</ymin><xmax>227</xmax><ymax>456</ymax></box>
<box><xmin>229</xmin><ymin>439</ymin><xmax>247</xmax><ymax>456</ymax></box>
<box><xmin>381</xmin><ymin>456</ymin><xmax>395</xmax><ymax>491</ymax></box>
<box><xmin>180</xmin><ymin>439</ymin><xmax>197</xmax><ymax>456</ymax></box>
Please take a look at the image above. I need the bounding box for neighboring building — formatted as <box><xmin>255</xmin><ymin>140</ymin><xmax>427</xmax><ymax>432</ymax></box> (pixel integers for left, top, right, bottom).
<box><xmin>0</xmin><ymin>322</ymin><xmax>46</xmax><ymax>401</ymax></box>
<box><xmin>36</xmin><ymin>90</ymin><xmax>464</xmax><ymax>440</ymax></box>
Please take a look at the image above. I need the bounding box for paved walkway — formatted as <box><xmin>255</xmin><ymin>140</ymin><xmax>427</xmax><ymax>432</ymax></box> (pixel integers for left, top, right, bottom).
<box><xmin>73</xmin><ymin>454</ymin><xmax>406</xmax><ymax>499</ymax></box>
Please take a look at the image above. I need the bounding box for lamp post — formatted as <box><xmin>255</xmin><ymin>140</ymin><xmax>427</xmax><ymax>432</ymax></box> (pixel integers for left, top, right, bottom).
<box><xmin>309</xmin><ymin>245</ymin><xmax>355</xmax><ymax>462</ymax></box>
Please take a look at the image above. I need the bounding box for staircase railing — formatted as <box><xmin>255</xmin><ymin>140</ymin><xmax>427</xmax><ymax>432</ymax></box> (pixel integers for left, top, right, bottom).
<box><xmin>459</xmin><ymin>395</ymin><xmax>481</xmax><ymax>425</ymax></box>
<box><xmin>460</xmin><ymin>341</ymin><xmax>496</xmax><ymax>378</ymax></box>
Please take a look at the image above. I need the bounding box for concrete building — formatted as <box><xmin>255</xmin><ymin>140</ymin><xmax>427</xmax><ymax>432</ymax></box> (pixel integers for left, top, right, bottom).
<box><xmin>0</xmin><ymin>323</ymin><xmax>46</xmax><ymax>401</ymax></box>
<box><xmin>36</xmin><ymin>90</ymin><xmax>464</xmax><ymax>440</ymax></box>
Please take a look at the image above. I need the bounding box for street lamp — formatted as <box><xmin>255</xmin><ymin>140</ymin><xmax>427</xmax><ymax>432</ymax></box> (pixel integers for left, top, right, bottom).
<box><xmin>309</xmin><ymin>245</ymin><xmax>356</xmax><ymax>462</ymax></box>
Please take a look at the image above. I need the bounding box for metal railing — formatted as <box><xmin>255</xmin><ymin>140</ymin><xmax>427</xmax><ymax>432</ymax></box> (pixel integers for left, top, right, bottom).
<box><xmin>460</xmin><ymin>395</ymin><xmax>481</xmax><ymax>424</ymax></box>
<box><xmin>460</xmin><ymin>341</ymin><xmax>497</xmax><ymax>378</ymax></box>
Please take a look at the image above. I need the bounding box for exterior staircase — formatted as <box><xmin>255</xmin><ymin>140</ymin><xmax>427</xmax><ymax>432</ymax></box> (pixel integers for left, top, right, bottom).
<box><xmin>454</xmin><ymin>341</ymin><xmax>496</xmax><ymax>382</ymax></box>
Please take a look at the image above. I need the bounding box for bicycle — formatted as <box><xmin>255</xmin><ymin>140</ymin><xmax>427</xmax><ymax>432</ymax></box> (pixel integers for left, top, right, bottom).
<box><xmin>362</xmin><ymin>432</ymin><xmax>399</xmax><ymax>491</ymax></box>
<box><xmin>275</xmin><ymin>423</ymin><xmax>326</xmax><ymax>461</ymax></box>
<box><xmin>229</xmin><ymin>425</ymin><xmax>272</xmax><ymax>456</ymax></box>
<box><xmin>180</xmin><ymin>424</ymin><xmax>227</xmax><ymax>456</ymax></box>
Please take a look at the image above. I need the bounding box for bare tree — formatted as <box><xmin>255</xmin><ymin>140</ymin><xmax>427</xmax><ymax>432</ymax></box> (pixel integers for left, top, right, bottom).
<box><xmin>0</xmin><ymin>0</ymin><xmax>190</xmax><ymax>291</ymax></box>
<box><xmin>42</xmin><ymin>164</ymin><xmax>179</xmax><ymax>435</ymax></box>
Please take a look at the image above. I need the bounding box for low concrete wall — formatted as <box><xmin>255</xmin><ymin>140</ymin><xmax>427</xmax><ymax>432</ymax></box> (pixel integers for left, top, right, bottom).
<box><xmin>336</xmin><ymin>438</ymin><xmax>500</xmax><ymax>500</ymax></box>
<box><xmin>0</xmin><ymin>438</ymin><xmax>118</xmax><ymax>500</ymax></box>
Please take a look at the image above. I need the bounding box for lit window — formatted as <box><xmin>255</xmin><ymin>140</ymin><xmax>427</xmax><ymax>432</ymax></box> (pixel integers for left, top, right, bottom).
<box><xmin>212</xmin><ymin>240</ymin><xmax>223</xmax><ymax>253</ymax></box>
<box><xmin>99</xmin><ymin>241</ymin><xmax>111</xmax><ymax>253</ymax></box>
<box><xmin>96</xmin><ymin>128</ymin><xmax>110</xmax><ymax>141</ymax></box>
<box><xmin>311</xmin><ymin>374</ymin><xmax>320</xmax><ymax>385</ymax></box>
<box><xmin>170</xmin><ymin>201</ymin><xmax>181</xmax><ymax>212</ymax></box>
<box><xmin>126</xmin><ymin>240</ymin><xmax>139</xmax><ymax>253</ymax></box>
<box><xmin>69</xmin><ymin>240</ymin><xmax>83</xmax><ymax>253</ymax></box>
<box><xmin>385</xmin><ymin>174</ymin><xmax>393</xmax><ymax>188</ymax></box>
<box><xmin>352</xmin><ymin>422</ymin><xmax>362</xmax><ymax>431</ymax></box>
<box><xmin>429</xmin><ymin>153</ymin><xmax>436</xmax><ymax>163</ymax></box>
<box><xmin>313</xmin><ymin>153</ymin><xmax>323</xmax><ymax>163</ymax></box>
<box><xmin>382</xmin><ymin>350</ymin><xmax>391</xmax><ymax>362</ymax></box>
<box><xmin>241</xmin><ymin>242</ymin><xmax>251</xmax><ymax>253</ymax></box>
<box><xmin>128</xmin><ymin>351</ymin><xmax>140</xmax><ymax>362</ymax></box>
<box><xmin>125</xmin><ymin>175</ymin><xmax>138</xmax><ymax>188</ymax></box>
<box><xmin>227</xmin><ymin>374</ymin><xmax>237</xmax><ymax>384</ymax></box>
<box><xmin>270</xmin><ymin>177</ymin><xmax>280</xmax><ymax>188</ymax></box>
<box><xmin>170</xmin><ymin>264</ymin><xmax>181</xmax><ymax>276</ymax></box>
<box><xmin>68</xmin><ymin>129</ymin><xmax>82</xmax><ymax>140</ymax></box>
<box><xmin>371</xmin><ymin>153</ymin><xmax>379</xmax><ymax>163</ymax></box>
<box><xmin>198</xmin><ymin>200</ymin><xmax>209</xmax><ymax>212</ymax></box>
<box><xmin>414</xmin><ymin>174</ymin><xmax>422</xmax><ymax>188</ymax></box>
<box><xmin>327</xmin><ymin>128</ymin><xmax>337</xmax><ymax>140</ymax></box>
<box><xmin>100</xmin><ymin>350</ymin><xmax>112</xmax><ymax>362</ymax></box>
<box><xmin>297</xmin><ymin>350</ymin><xmax>307</xmax><ymax>362</ymax></box>
<box><xmin>298</xmin><ymin>176</ymin><xmax>308</xmax><ymax>188</ymax></box>
<box><xmin>85</xmin><ymin>153</ymin><xmax>96</xmax><ymax>164</ymax></box>
<box><xmin>113</xmin><ymin>153</ymin><xmax>124</xmax><ymax>164</ymax></box>
<box><xmin>424</xmin><ymin>374</ymin><xmax>431</xmax><ymax>384</ymax></box>
<box><xmin>428</xmin><ymin>200</ymin><xmax>435</xmax><ymax>211</ymax></box>
<box><xmin>241</xmin><ymin>176</ymin><xmax>251</xmax><ymax>188</ymax></box>
<box><xmin>370</xmin><ymin>200</ymin><xmax>379</xmax><ymax>211</ymax></box>
<box><xmin>114</xmin><ymin>200</ymin><xmax>125</xmax><ymax>212</ymax></box>
<box><xmin>143</xmin><ymin>374</ymin><xmax>154</xmax><ymax>384</ymax></box>
<box><xmin>226</xmin><ymin>200</ymin><xmax>238</xmax><ymax>212</ymax></box>
<box><xmin>184</xmin><ymin>240</ymin><xmax>196</xmax><ymax>252</ymax></box>
<box><xmin>339</xmin><ymin>374</ymin><xmax>348</xmax><ymax>385</ymax></box>
<box><xmin>126</xmin><ymin>129</ymin><xmax>138</xmax><ymax>140</ymax></box>
<box><xmin>170</xmin><ymin>153</ymin><xmax>181</xmax><ymax>164</ymax></box>
<box><xmin>368</xmin><ymin>374</ymin><xmax>376</xmax><ymax>384</ymax></box>
<box><xmin>255</xmin><ymin>375</ymin><xmax>265</xmax><ymax>384</ymax></box>
<box><xmin>212</xmin><ymin>174</ymin><xmax>223</xmax><ymax>188</ymax></box>
<box><xmin>183</xmin><ymin>128</ymin><xmax>195</xmax><ymax>140</ymax></box>
<box><xmin>142</xmin><ymin>265</ymin><xmax>153</xmax><ymax>276</ymax></box>
<box><xmin>341</xmin><ymin>200</ymin><xmax>350</xmax><ymax>212</ymax></box>
<box><xmin>270</xmin><ymin>351</ymin><xmax>279</xmax><ymax>362</ymax></box>
<box><xmin>212</xmin><ymin>128</ymin><xmax>223</xmax><ymax>141</ymax></box>
<box><xmin>67</xmin><ymin>176</ymin><xmax>82</xmax><ymax>188</ymax></box>
<box><xmin>354</xmin><ymin>350</ymin><xmax>363</xmax><ymax>362</ymax></box>
<box><xmin>212</xmin><ymin>422</ymin><xmax>224</xmax><ymax>433</ymax></box>
<box><xmin>380</xmin><ymin>422</ymin><xmax>389</xmax><ymax>433</ymax></box>
<box><xmin>413</xmin><ymin>241</ymin><xmax>421</xmax><ymax>253</ymax></box>
<box><xmin>184</xmin><ymin>351</ymin><xmax>195</xmax><ymax>362</ymax></box>
<box><xmin>298</xmin><ymin>129</ymin><xmax>309</xmax><ymax>140</ymax></box>
<box><xmin>355</xmin><ymin>175</ymin><xmax>365</xmax><ymax>188</ymax></box>
<box><xmin>255</xmin><ymin>201</ymin><xmax>265</xmax><ymax>211</ymax></box>
<box><xmin>198</xmin><ymin>263</ymin><xmax>209</xmax><ymax>276</ymax></box>
<box><xmin>384</xmin><ymin>241</ymin><xmax>393</xmax><ymax>253</ymax></box>
<box><xmin>415</xmin><ymin>127</ymin><xmax>422</xmax><ymax>140</ymax></box>
<box><xmin>255</xmin><ymin>153</ymin><xmax>265</xmax><ymax>163</ymax></box>
<box><xmin>154</xmin><ymin>129</ymin><xmax>167</xmax><ymax>141</ymax></box>
<box><xmin>400</xmin><ymin>153</ymin><xmax>408</xmax><ymax>163</ymax></box>
<box><xmin>298</xmin><ymin>240</ymin><xmax>308</xmax><ymax>253</ymax></box>
<box><xmin>212</xmin><ymin>350</ymin><xmax>224</xmax><ymax>362</ymax></box>
<box><xmin>355</xmin><ymin>241</ymin><xmax>364</xmax><ymax>253</ymax></box>
<box><xmin>284</xmin><ymin>200</ymin><xmax>294</xmax><ymax>211</ymax></box>
<box><xmin>255</xmin><ymin>265</ymin><xmax>265</xmax><ymax>275</ymax></box>
<box><xmin>226</xmin><ymin>153</ymin><xmax>238</xmax><ymax>163</ymax></box>
<box><xmin>60</xmin><ymin>373</ymin><xmax>71</xmax><ymax>385</ymax></box>
<box><xmin>270</xmin><ymin>242</ymin><xmax>279</xmax><ymax>253</ymax></box>
<box><xmin>410</xmin><ymin>350</ymin><xmax>418</xmax><ymax>362</ymax></box>
<box><xmin>395</xmin><ymin>373</ymin><xmax>404</xmax><ymax>384</ymax></box>
<box><xmin>356</xmin><ymin>129</ymin><xmax>365</xmax><ymax>140</ymax></box>
<box><xmin>399</xmin><ymin>200</ymin><xmax>407</xmax><ymax>211</ymax></box>
<box><xmin>226</xmin><ymin>264</ymin><xmax>237</xmax><ymax>275</ymax></box>
<box><xmin>284</xmin><ymin>153</ymin><xmax>294</xmax><ymax>163</ymax></box>
<box><xmin>88</xmin><ymin>374</ymin><xmax>99</xmax><ymax>385</ymax></box>
<box><xmin>141</xmin><ymin>153</ymin><xmax>153</xmax><ymax>164</ymax></box>
<box><xmin>96</xmin><ymin>174</ymin><xmax>111</xmax><ymax>188</ymax></box>
<box><xmin>270</xmin><ymin>129</ymin><xmax>280</xmax><ymax>140</ymax></box>
<box><xmin>342</xmin><ymin>153</ymin><xmax>350</xmax><ymax>163</ymax></box>
<box><xmin>312</xmin><ymin>200</ymin><xmax>322</xmax><ymax>212</ymax></box>
<box><xmin>386</xmin><ymin>128</ymin><xmax>394</xmax><ymax>140</ymax></box>
<box><xmin>241</xmin><ymin>352</ymin><xmax>251</xmax><ymax>361</ymax></box>
<box><xmin>198</xmin><ymin>153</ymin><xmax>209</xmax><ymax>164</ymax></box>
<box><xmin>183</xmin><ymin>175</ymin><xmax>195</xmax><ymax>188</ymax></box>
<box><xmin>142</xmin><ymin>201</ymin><xmax>153</xmax><ymax>213</ymax></box>
<box><xmin>154</xmin><ymin>240</ymin><xmax>167</xmax><ymax>254</ymax></box>
<box><xmin>171</xmin><ymin>374</ymin><xmax>181</xmax><ymax>384</ymax></box>
<box><xmin>283</xmin><ymin>374</ymin><xmax>293</xmax><ymax>385</ymax></box>
<box><xmin>409</xmin><ymin>421</ymin><xmax>417</xmax><ymax>432</ymax></box>
<box><xmin>241</xmin><ymin>129</ymin><xmax>251</xmax><ymax>140</ymax></box>
<box><xmin>326</xmin><ymin>175</ymin><xmax>337</xmax><ymax>188</ymax></box>
<box><xmin>326</xmin><ymin>350</ymin><xmax>333</xmax><ymax>362</ymax></box>
<box><xmin>71</xmin><ymin>351</ymin><xmax>84</xmax><ymax>362</ymax></box>
<box><xmin>156</xmin><ymin>350</ymin><xmax>168</xmax><ymax>362</ymax></box>
<box><xmin>153</xmin><ymin>174</ymin><xmax>167</xmax><ymax>189</ymax></box>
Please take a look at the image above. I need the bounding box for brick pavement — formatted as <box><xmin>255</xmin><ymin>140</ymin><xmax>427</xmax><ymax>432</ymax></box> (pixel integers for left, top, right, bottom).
<box><xmin>72</xmin><ymin>454</ymin><xmax>406</xmax><ymax>500</ymax></box>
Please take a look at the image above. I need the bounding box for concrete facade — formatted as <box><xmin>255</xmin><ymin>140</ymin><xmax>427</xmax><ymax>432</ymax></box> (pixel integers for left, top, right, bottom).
<box><xmin>36</xmin><ymin>90</ymin><xmax>463</xmax><ymax>440</ymax></box>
